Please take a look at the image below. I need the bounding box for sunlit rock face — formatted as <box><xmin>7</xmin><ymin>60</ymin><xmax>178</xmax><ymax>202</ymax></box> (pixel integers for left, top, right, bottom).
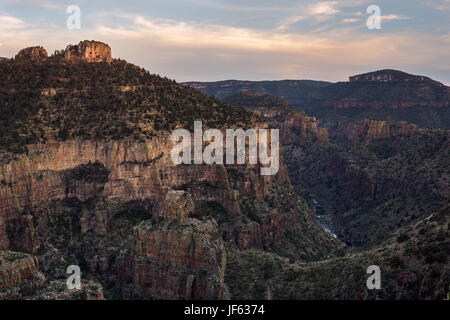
<box><xmin>332</xmin><ymin>120</ymin><xmax>419</xmax><ymax>145</ymax></box>
<box><xmin>15</xmin><ymin>46</ymin><xmax>48</xmax><ymax>61</ymax></box>
<box><xmin>64</xmin><ymin>40</ymin><xmax>112</xmax><ymax>63</ymax></box>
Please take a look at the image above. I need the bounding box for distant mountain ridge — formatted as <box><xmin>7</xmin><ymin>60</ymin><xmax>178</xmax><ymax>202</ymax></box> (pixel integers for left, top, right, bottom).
<box><xmin>349</xmin><ymin>69</ymin><xmax>445</xmax><ymax>86</ymax></box>
<box><xmin>184</xmin><ymin>79</ymin><xmax>331</xmax><ymax>106</ymax></box>
<box><xmin>184</xmin><ymin>69</ymin><xmax>450</xmax><ymax>129</ymax></box>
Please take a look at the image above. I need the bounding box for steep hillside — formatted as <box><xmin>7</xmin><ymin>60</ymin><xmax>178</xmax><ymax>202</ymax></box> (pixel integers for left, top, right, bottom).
<box><xmin>0</xmin><ymin>45</ymin><xmax>258</xmax><ymax>155</ymax></box>
<box><xmin>226</xmin><ymin>203</ymin><xmax>449</xmax><ymax>299</ymax></box>
<box><xmin>0</xmin><ymin>41</ymin><xmax>339</xmax><ymax>300</ymax></box>
<box><xmin>284</xmin><ymin>124</ymin><xmax>449</xmax><ymax>246</ymax></box>
<box><xmin>224</xmin><ymin>91</ymin><xmax>329</xmax><ymax>145</ymax></box>
<box><xmin>220</xmin><ymin>91</ymin><xmax>449</xmax><ymax>248</ymax></box>
<box><xmin>220</xmin><ymin>91</ymin><xmax>449</xmax><ymax>299</ymax></box>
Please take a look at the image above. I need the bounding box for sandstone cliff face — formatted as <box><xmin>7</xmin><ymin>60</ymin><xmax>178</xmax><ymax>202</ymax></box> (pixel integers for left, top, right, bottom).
<box><xmin>223</xmin><ymin>92</ymin><xmax>328</xmax><ymax>145</ymax></box>
<box><xmin>0</xmin><ymin>137</ymin><xmax>173</xmax><ymax>251</ymax></box>
<box><xmin>64</xmin><ymin>40</ymin><xmax>112</xmax><ymax>63</ymax></box>
<box><xmin>116</xmin><ymin>218</ymin><xmax>227</xmax><ymax>299</ymax></box>
<box><xmin>14</xmin><ymin>41</ymin><xmax>112</xmax><ymax>64</ymax></box>
<box><xmin>0</xmin><ymin>251</ymin><xmax>38</xmax><ymax>289</ymax></box>
<box><xmin>15</xmin><ymin>47</ymin><xmax>48</xmax><ymax>61</ymax></box>
<box><xmin>0</xmin><ymin>133</ymin><xmax>304</xmax><ymax>299</ymax></box>
<box><xmin>282</xmin><ymin>112</ymin><xmax>325</xmax><ymax>144</ymax></box>
<box><xmin>332</xmin><ymin>120</ymin><xmax>418</xmax><ymax>145</ymax></box>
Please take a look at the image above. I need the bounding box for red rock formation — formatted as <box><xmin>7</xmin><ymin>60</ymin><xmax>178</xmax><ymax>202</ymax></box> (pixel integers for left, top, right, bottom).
<box><xmin>0</xmin><ymin>251</ymin><xmax>104</xmax><ymax>299</ymax></box>
<box><xmin>0</xmin><ymin>251</ymin><xmax>38</xmax><ymax>289</ymax></box>
<box><xmin>154</xmin><ymin>189</ymin><xmax>195</xmax><ymax>221</ymax></box>
<box><xmin>64</xmin><ymin>40</ymin><xmax>112</xmax><ymax>63</ymax></box>
<box><xmin>0</xmin><ymin>133</ymin><xmax>293</xmax><ymax>251</ymax></box>
<box><xmin>333</xmin><ymin>120</ymin><xmax>418</xmax><ymax>145</ymax></box>
<box><xmin>115</xmin><ymin>218</ymin><xmax>227</xmax><ymax>299</ymax></box>
<box><xmin>15</xmin><ymin>46</ymin><xmax>47</xmax><ymax>61</ymax></box>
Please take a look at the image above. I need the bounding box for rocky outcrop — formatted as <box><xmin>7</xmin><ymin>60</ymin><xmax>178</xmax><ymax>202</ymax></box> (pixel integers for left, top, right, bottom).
<box><xmin>154</xmin><ymin>189</ymin><xmax>195</xmax><ymax>221</ymax></box>
<box><xmin>64</xmin><ymin>40</ymin><xmax>112</xmax><ymax>63</ymax></box>
<box><xmin>0</xmin><ymin>250</ymin><xmax>104</xmax><ymax>299</ymax></box>
<box><xmin>223</xmin><ymin>91</ymin><xmax>328</xmax><ymax>145</ymax></box>
<box><xmin>282</xmin><ymin>112</ymin><xmax>323</xmax><ymax>144</ymax></box>
<box><xmin>222</xmin><ymin>212</ymin><xmax>292</xmax><ymax>250</ymax></box>
<box><xmin>0</xmin><ymin>251</ymin><xmax>39</xmax><ymax>289</ymax></box>
<box><xmin>14</xmin><ymin>41</ymin><xmax>112</xmax><ymax>64</ymax></box>
<box><xmin>15</xmin><ymin>46</ymin><xmax>47</xmax><ymax>61</ymax></box>
<box><xmin>333</xmin><ymin>120</ymin><xmax>419</xmax><ymax>145</ymax></box>
<box><xmin>115</xmin><ymin>218</ymin><xmax>227</xmax><ymax>299</ymax></box>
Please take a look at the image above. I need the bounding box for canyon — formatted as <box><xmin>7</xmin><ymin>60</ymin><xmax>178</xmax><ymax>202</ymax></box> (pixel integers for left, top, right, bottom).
<box><xmin>0</xmin><ymin>41</ymin><xmax>447</xmax><ymax>300</ymax></box>
<box><xmin>0</xmin><ymin>42</ymin><xmax>339</xmax><ymax>299</ymax></box>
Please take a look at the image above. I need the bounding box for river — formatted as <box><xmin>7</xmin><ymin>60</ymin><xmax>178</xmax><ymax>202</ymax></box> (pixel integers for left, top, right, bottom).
<box><xmin>311</xmin><ymin>198</ymin><xmax>338</xmax><ymax>239</ymax></box>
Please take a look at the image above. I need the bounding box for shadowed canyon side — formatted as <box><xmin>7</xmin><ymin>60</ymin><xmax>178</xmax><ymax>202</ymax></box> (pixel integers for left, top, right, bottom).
<box><xmin>199</xmin><ymin>89</ymin><xmax>449</xmax><ymax>299</ymax></box>
<box><xmin>0</xmin><ymin>41</ymin><xmax>340</xmax><ymax>300</ymax></box>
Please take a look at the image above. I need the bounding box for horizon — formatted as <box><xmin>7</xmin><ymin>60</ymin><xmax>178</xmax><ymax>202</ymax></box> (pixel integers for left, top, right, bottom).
<box><xmin>5</xmin><ymin>41</ymin><xmax>450</xmax><ymax>86</ymax></box>
<box><xmin>0</xmin><ymin>0</ymin><xmax>449</xmax><ymax>84</ymax></box>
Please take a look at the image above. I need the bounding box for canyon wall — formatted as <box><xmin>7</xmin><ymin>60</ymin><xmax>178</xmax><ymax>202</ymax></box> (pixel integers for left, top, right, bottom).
<box><xmin>332</xmin><ymin>120</ymin><xmax>419</xmax><ymax>145</ymax></box>
<box><xmin>0</xmin><ymin>133</ymin><xmax>303</xmax><ymax>299</ymax></box>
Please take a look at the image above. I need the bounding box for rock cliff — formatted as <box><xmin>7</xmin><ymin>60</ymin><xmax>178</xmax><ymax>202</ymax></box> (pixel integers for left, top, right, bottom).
<box><xmin>116</xmin><ymin>218</ymin><xmax>227</xmax><ymax>299</ymax></box>
<box><xmin>64</xmin><ymin>40</ymin><xmax>112</xmax><ymax>63</ymax></box>
<box><xmin>0</xmin><ymin>251</ymin><xmax>38</xmax><ymax>289</ymax></box>
<box><xmin>332</xmin><ymin>120</ymin><xmax>419</xmax><ymax>145</ymax></box>
<box><xmin>224</xmin><ymin>91</ymin><xmax>328</xmax><ymax>145</ymax></box>
<box><xmin>15</xmin><ymin>46</ymin><xmax>48</xmax><ymax>61</ymax></box>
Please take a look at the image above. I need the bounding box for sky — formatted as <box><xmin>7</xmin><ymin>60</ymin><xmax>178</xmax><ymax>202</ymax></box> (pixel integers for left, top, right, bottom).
<box><xmin>0</xmin><ymin>0</ymin><xmax>449</xmax><ymax>84</ymax></box>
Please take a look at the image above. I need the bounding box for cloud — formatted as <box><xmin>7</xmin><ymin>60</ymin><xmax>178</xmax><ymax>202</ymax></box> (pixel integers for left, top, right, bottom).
<box><xmin>0</xmin><ymin>9</ymin><xmax>448</xmax><ymax>83</ymax></box>
<box><xmin>275</xmin><ymin>1</ymin><xmax>341</xmax><ymax>31</ymax></box>
<box><xmin>189</xmin><ymin>0</ymin><xmax>292</xmax><ymax>12</ymax></box>
<box><xmin>0</xmin><ymin>15</ymin><xmax>27</xmax><ymax>30</ymax></box>
<box><xmin>423</xmin><ymin>0</ymin><xmax>450</xmax><ymax>11</ymax></box>
<box><xmin>275</xmin><ymin>15</ymin><xmax>306</xmax><ymax>32</ymax></box>
<box><xmin>37</xmin><ymin>1</ymin><xmax>66</xmax><ymax>10</ymax></box>
<box><xmin>85</xmin><ymin>15</ymin><xmax>449</xmax><ymax>82</ymax></box>
<box><xmin>95</xmin><ymin>16</ymin><xmax>333</xmax><ymax>52</ymax></box>
<box><xmin>309</xmin><ymin>1</ymin><xmax>340</xmax><ymax>16</ymax></box>
<box><xmin>342</xmin><ymin>18</ymin><xmax>360</xmax><ymax>23</ymax></box>
<box><xmin>380</xmin><ymin>14</ymin><xmax>411</xmax><ymax>21</ymax></box>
